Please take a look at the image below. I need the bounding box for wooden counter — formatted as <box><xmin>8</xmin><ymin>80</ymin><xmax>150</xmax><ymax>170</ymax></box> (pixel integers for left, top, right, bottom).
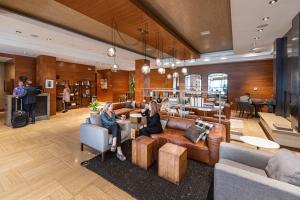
<box><xmin>259</xmin><ymin>112</ymin><xmax>300</xmax><ymax>149</ymax></box>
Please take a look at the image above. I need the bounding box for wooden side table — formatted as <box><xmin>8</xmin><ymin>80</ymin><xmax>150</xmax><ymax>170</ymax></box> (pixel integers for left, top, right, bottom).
<box><xmin>132</xmin><ymin>136</ymin><xmax>155</xmax><ymax>170</ymax></box>
<box><xmin>158</xmin><ymin>143</ymin><xmax>187</xmax><ymax>185</ymax></box>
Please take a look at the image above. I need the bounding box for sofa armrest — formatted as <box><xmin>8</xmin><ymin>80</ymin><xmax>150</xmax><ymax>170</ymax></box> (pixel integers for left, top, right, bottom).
<box><xmin>80</xmin><ymin>123</ymin><xmax>109</xmax><ymax>152</ymax></box>
<box><xmin>207</xmin><ymin>123</ymin><xmax>224</xmax><ymax>166</ymax></box>
<box><xmin>220</xmin><ymin>142</ymin><xmax>273</xmax><ymax>169</ymax></box>
<box><xmin>214</xmin><ymin>163</ymin><xmax>300</xmax><ymax>200</ymax></box>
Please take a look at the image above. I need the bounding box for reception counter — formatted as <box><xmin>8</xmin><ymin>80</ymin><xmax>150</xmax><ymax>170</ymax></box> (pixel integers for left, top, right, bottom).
<box><xmin>4</xmin><ymin>93</ymin><xmax>50</xmax><ymax>126</ymax></box>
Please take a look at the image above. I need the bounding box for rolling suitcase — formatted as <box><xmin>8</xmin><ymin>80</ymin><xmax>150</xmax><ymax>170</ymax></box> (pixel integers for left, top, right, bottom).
<box><xmin>11</xmin><ymin>98</ymin><xmax>28</xmax><ymax>128</ymax></box>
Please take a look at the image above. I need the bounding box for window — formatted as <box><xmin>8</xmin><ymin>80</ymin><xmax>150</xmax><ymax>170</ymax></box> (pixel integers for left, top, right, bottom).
<box><xmin>185</xmin><ymin>74</ymin><xmax>201</xmax><ymax>92</ymax></box>
<box><xmin>208</xmin><ymin>73</ymin><xmax>228</xmax><ymax>95</ymax></box>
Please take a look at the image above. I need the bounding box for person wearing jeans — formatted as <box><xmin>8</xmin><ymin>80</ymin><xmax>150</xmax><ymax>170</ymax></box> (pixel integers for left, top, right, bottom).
<box><xmin>100</xmin><ymin>103</ymin><xmax>126</xmax><ymax>161</ymax></box>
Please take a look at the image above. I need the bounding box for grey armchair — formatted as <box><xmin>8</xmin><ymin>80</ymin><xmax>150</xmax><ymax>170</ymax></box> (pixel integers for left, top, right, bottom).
<box><xmin>214</xmin><ymin>142</ymin><xmax>300</xmax><ymax>200</ymax></box>
<box><xmin>80</xmin><ymin>117</ymin><xmax>131</xmax><ymax>161</ymax></box>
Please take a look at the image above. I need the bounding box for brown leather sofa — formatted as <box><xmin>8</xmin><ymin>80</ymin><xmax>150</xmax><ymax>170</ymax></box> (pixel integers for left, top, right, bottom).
<box><xmin>112</xmin><ymin>102</ymin><xmax>140</xmax><ymax>116</ymax></box>
<box><xmin>151</xmin><ymin>116</ymin><xmax>226</xmax><ymax>166</ymax></box>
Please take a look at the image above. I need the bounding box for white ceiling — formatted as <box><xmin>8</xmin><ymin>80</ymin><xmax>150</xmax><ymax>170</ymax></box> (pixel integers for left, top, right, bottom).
<box><xmin>231</xmin><ymin>0</ymin><xmax>300</xmax><ymax>54</ymax></box>
<box><xmin>0</xmin><ymin>9</ymin><xmax>146</xmax><ymax>70</ymax></box>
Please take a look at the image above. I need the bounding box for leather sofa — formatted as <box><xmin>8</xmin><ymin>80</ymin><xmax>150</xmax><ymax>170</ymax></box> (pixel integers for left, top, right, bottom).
<box><xmin>151</xmin><ymin>116</ymin><xmax>226</xmax><ymax>166</ymax></box>
<box><xmin>112</xmin><ymin>102</ymin><xmax>140</xmax><ymax>116</ymax></box>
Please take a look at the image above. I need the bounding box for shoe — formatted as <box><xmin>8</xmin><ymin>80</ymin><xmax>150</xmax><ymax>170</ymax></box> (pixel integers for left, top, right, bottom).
<box><xmin>116</xmin><ymin>153</ymin><xmax>126</xmax><ymax>161</ymax></box>
<box><xmin>110</xmin><ymin>146</ymin><xmax>116</xmax><ymax>152</ymax></box>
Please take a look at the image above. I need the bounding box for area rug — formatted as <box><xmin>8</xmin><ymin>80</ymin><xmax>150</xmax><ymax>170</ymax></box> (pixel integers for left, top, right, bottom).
<box><xmin>84</xmin><ymin>141</ymin><xmax>214</xmax><ymax>200</ymax></box>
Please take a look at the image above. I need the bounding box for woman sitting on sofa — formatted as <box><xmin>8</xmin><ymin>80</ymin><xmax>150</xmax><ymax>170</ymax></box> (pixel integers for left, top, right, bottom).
<box><xmin>100</xmin><ymin>103</ymin><xmax>126</xmax><ymax>161</ymax></box>
<box><xmin>140</xmin><ymin>101</ymin><xmax>163</xmax><ymax>137</ymax></box>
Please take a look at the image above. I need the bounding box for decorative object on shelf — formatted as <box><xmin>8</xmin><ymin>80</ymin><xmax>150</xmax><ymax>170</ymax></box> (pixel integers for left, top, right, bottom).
<box><xmin>173</xmin><ymin>72</ymin><xmax>179</xmax><ymax>78</ymax></box>
<box><xmin>45</xmin><ymin>79</ymin><xmax>54</xmax><ymax>88</ymax></box>
<box><xmin>158</xmin><ymin>67</ymin><xmax>165</xmax><ymax>74</ymax></box>
<box><xmin>100</xmin><ymin>79</ymin><xmax>108</xmax><ymax>89</ymax></box>
<box><xmin>157</xmin><ymin>95</ymin><xmax>162</xmax><ymax>103</ymax></box>
<box><xmin>140</xmin><ymin>24</ymin><xmax>150</xmax><ymax>75</ymax></box>
<box><xmin>129</xmin><ymin>73</ymin><xmax>135</xmax><ymax>100</ymax></box>
<box><xmin>167</xmin><ymin>74</ymin><xmax>172</xmax><ymax>79</ymax></box>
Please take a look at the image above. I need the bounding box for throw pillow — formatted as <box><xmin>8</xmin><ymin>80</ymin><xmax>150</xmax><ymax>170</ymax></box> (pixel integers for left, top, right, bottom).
<box><xmin>265</xmin><ymin>149</ymin><xmax>300</xmax><ymax>187</ymax></box>
<box><xmin>160</xmin><ymin>119</ymin><xmax>168</xmax><ymax>130</ymax></box>
<box><xmin>195</xmin><ymin>119</ymin><xmax>213</xmax><ymax>130</ymax></box>
<box><xmin>90</xmin><ymin>113</ymin><xmax>102</xmax><ymax>126</ymax></box>
<box><xmin>184</xmin><ymin>125</ymin><xmax>206</xmax><ymax>143</ymax></box>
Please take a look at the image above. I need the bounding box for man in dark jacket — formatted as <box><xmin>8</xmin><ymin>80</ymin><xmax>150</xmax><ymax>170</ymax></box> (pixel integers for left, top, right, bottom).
<box><xmin>22</xmin><ymin>80</ymin><xmax>42</xmax><ymax>124</ymax></box>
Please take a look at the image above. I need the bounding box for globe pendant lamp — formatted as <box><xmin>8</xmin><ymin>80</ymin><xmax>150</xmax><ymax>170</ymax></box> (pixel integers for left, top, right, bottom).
<box><xmin>167</xmin><ymin>74</ymin><xmax>172</xmax><ymax>79</ymax></box>
<box><xmin>111</xmin><ymin>63</ymin><xmax>119</xmax><ymax>72</ymax></box>
<box><xmin>107</xmin><ymin>47</ymin><xmax>116</xmax><ymax>57</ymax></box>
<box><xmin>107</xmin><ymin>21</ymin><xmax>117</xmax><ymax>57</ymax></box>
<box><xmin>142</xmin><ymin>63</ymin><xmax>150</xmax><ymax>74</ymax></box>
<box><xmin>181</xmin><ymin>67</ymin><xmax>188</xmax><ymax>75</ymax></box>
<box><xmin>173</xmin><ymin>72</ymin><xmax>179</xmax><ymax>78</ymax></box>
<box><xmin>170</xmin><ymin>62</ymin><xmax>176</xmax><ymax>70</ymax></box>
<box><xmin>158</xmin><ymin>67</ymin><xmax>165</xmax><ymax>74</ymax></box>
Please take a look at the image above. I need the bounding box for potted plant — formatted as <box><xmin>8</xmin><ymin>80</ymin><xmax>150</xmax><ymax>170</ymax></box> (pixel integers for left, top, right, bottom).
<box><xmin>88</xmin><ymin>100</ymin><xmax>100</xmax><ymax>114</ymax></box>
<box><xmin>129</xmin><ymin>73</ymin><xmax>135</xmax><ymax>100</ymax></box>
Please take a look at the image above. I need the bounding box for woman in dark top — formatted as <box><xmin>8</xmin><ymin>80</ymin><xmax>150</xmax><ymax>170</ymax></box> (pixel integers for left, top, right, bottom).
<box><xmin>139</xmin><ymin>101</ymin><xmax>163</xmax><ymax>137</ymax></box>
<box><xmin>100</xmin><ymin>103</ymin><xmax>126</xmax><ymax>161</ymax></box>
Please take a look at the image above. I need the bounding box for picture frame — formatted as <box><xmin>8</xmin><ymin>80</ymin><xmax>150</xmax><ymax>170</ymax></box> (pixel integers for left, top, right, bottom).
<box><xmin>45</xmin><ymin>80</ymin><xmax>54</xmax><ymax>88</ymax></box>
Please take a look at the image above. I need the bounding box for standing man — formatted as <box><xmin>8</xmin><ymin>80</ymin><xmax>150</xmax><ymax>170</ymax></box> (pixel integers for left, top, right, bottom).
<box><xmin>23</xmin><ymin>80</ymin><xmax>41</xmax><ymax>124</ymax></box>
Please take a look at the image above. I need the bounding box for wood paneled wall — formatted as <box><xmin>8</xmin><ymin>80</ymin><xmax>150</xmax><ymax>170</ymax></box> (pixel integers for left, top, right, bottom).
<box><xmin>150</xmin><ymin>59</ymin><xmax>274</xmax><ymax>103</ymax></box>
<box><xmin>36</xmin><ymin>55</ymin><xmax>57</xmax><ymax>115</ymax></box>
<box><xmin>56</xmin><ymin>61</ymin><xmax>95</xmax><ymax>82</ymax></box>
<box><xmin>96</xmin><ymin>69</ymin><xmax>130</xmax><ymax>102</ymax></box>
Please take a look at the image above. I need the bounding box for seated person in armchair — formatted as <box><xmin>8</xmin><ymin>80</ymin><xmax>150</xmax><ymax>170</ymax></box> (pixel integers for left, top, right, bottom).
<box><xmin>139</xmin><ymin>101</ymin><xmax>163</xmax><ymax>137</ymax></box>
<box><xmin>100</xmin><ymin>103</ymin><xmax>127</xmax><ymax>161</ymax></box>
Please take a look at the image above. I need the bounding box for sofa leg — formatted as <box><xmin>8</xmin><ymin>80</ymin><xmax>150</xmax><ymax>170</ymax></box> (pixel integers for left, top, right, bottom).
<box><xmin>81</xmin><ymin>143</ymin><xmax>84</xmax><ymax>151</ymax></box>
<box><xmin>101</xmin><ymin>151</ymin><xmax>105</xmax><ymax>162</ymax></box>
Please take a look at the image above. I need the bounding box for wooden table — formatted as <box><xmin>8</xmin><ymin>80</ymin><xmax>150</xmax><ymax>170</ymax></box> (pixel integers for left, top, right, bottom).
<box><xmin>132</xmin><ymin>136</ymin><xmax>155</xmax><ymax>170</ymax></box>
<box><xmin>240</xmin><ymin>136</ymin><xmax>280</xmax><ymax>150</ymax></box>
<box><xmin>130</xmin><ymin>113</ymin><xmax>146</xmax><ymax>139</ymax></box>
<box><xmin>158</xmin><ymin>143</ymin><xmax>187</xmax><ymax>185</ymax></box>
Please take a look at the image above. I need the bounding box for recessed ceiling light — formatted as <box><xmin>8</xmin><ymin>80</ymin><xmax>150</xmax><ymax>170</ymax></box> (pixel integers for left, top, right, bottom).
<box><xmin>16</xmin><ymin>30</ymin><xmax>22</xmax><ymax>34</ymax></box>
<box><xmin>203</xmin><ymin>58</ymin><xmax>210</xmax><ymax>62</ymax></box>
<box><xmin>257</xmin><ymin>24</ymin><xmax>268</xmax><ymax>29</ymax></box>
<box><xmin>257</xmin><ymin>29</ymin><xmax>264</xmax><ymax>32</ymax></box>
<box><xmin>220</xmin><ymin>57</ymin><xmax>228</xmax><ymax>60</ymax></box>
<box><xmin>189</xmin><ymin>59</ymin><xmax>196</xmax><ymax>63</ymax></box>
<box><xmin>46</xmin><ymin>38</ymin><xmax>52</xmax><ymax>41</ymax></box>
<box><xmin>269</xmin><ymin>0</ymin><xmax>278</xmax><ymax>5</ymax></box>
<box><xmin>23</xmin><ymin>51</ymin><xmax>26</xmax><ymax>55</ymax></box>
<box><xmin>292</xmin><ymin>37</ymin><xmax>299</xmax><ymax>41</ymax></box>
<box><xmin>254</xmin><ymin>37</ymin><xmax>260</xmax><ymax>40</ymax></box>
<box><xmin>262</xmin><ymin>17</ymin><xmax>270</xmax><ymax>21</ymax></box>
<box><xmin>200</xmin><ymin>31</ymin><xmax>210</xmax><ymax>36</ymax></box>
<box><xmin>30</xmin><ymin>34</ymin><xmax>39</xmax><ymax>38</ymax></box>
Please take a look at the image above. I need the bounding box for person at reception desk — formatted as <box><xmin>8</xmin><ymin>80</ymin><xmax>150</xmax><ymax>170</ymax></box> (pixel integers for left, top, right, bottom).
<box><xmin>140</xmin><ymin>101</ymin><xmax>163</xmax><ymax>137</ymax></box>
<box><xmin>21</xmin><ymin>80</ymin><xmax>42</xmax><ymax>124</ymax></box>
<box><xmin>240</xmin><ymin>92</ymin><xmax>252</xmax><ymax>104</ymax></box>
<box><xmin>13</xmin><ymin>79</ymin><xmax>25</xmax><ymax>97</ymax></box>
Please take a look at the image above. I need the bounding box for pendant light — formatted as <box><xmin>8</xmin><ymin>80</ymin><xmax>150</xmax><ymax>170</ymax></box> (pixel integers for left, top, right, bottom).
<box><xmin>167</xmin><ymin>74</ymin><xmax>172</xmax><ymax>79</ymax></box>
<box><xmin>170</xmin><ymin>48</ymin><xmax>177</xmax><ymax>70</ymax></box>
<box><xmin>107</xmin><ymin>20</ymin><xmax>116</xmax><ymax>57</ymax></box>
<box><xmin>181</xmin><ymin>49</ymin><xmax>188</xmax><ymax>75</ymax></box>
<box><xmin>141</xmin><ymin>25</ymin><xmax>150</xmax><ymax>75</ymax></box>
<box><xmin>111</xmin><ymin>56</ymin><xmax>119</xmax><ymax>72</ymax></box>
<box><xmin>158</xmin><ymin>67</ymin><xmax>165</xmax><ymax>74</ymax></box>
<box><xmin>157</xmin><ymin>34</ymin><xmax>165</xmax><ymax>74</ymax></box>
<box><xmin>173</xmin><ymin>72</ymin><xmax>179</xmax><ymax>78</ymax></box>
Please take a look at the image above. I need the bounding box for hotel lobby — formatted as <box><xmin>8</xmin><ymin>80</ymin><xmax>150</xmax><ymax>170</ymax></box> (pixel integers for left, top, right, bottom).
<box><xmin>0</xmin><ymin>0</ymin><xmax>300</xmax><ymax>199</ymax></box>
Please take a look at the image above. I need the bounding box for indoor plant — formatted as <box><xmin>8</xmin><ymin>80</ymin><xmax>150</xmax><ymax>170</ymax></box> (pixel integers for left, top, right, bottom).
<box><xmin>129</xmin><ymin>73</ymin><xmax>135</xmax><ymax>100</ymax></box>
<box><xmin>88</xmin><ymin>100</ymin><xmax>101</xmax><ymax>114</ymax></box>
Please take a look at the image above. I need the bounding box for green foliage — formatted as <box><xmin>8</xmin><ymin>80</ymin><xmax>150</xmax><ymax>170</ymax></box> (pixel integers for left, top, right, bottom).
<box><xmin>129</xmin><ymin>73</ymin><xmax>135</xmax><ymax>100</ymax></box>
<box><xmin>88</xmin><ymin>100</ymin><xmax>100</xmax><ymax>112</ymax></box>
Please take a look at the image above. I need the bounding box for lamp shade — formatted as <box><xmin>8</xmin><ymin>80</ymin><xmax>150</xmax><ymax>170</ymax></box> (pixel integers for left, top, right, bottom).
<box><xmin>107</xmin><ymin>47</ymin><xmax>116</xmax><ymax>57</ymax></box>
<box><xmin>158</xmin><ymin>67</ymin><xmax>165</xmax><ymax>74</ymax></box>
<box><xmin>141</xmin><ymin>63</ymin><xmax>150</xmax><ymax>74</ymax></box>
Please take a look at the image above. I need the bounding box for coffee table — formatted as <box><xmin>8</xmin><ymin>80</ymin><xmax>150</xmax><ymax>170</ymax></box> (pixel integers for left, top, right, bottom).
<box><xmin>132</xmin><ymin>136</ymin><xmax>155</xmax><ymax>170</ymax></box>
<box><xmin>158</xmin><ymin>143</ymin><xmax>187</xmax><ymax>185</ymax></box>
<box><xmin>240</xmin><ymin>136</ymin><xmax>280</xmax><ymax>150</ymax></box>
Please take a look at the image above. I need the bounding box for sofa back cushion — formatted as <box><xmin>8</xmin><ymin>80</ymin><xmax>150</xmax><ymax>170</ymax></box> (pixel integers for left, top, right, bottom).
<box><xmin>112</xmin><ymin>102</ymin><xmax>126</xmax><ymax>110</ymax></box>
<box><xmin>89</xmin><ymin>114</ymin><xmax>102</xmax><ymax>127</ymax></box>
<box><xmin>166</xmin><ymin>117</ymin><xmax>195</xmax><ymax>131</ymax></box>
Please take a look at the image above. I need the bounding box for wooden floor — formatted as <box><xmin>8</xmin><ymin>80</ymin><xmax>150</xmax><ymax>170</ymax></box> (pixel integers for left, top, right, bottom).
<box><xmin>0</xmin><ymin>108</ymin><xmax>272</xmax><ymax>200</ymax></box>
<box><xmin>0</xmin><ymin>109</ymin><xmax>135</xmax><ymax>200</ymax></box>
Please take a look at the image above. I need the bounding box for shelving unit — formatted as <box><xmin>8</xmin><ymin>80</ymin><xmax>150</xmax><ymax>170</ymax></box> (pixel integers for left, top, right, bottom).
<box><xmin>56</xmin><ymin>80</ymin><xmax>95</xmax><ymax>112</ymax></box>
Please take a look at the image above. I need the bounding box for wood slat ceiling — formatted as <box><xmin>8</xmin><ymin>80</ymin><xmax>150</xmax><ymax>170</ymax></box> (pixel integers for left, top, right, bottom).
<box><xmin>54</xmin><ymin>0</ymin><xmax>200</xmax><ymax>59</ymax></box>
<box><xmin>0</xmin><ymin>0</ymin><xmax>233</xmax><ymax>59</ymax></box>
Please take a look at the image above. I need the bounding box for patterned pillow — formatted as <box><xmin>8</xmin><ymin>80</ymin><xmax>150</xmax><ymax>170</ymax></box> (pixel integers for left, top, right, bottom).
<box><xmin>184</xmin><ymin>125</ymin><xmax>206</xmax><ymax>143</ymax></box>
<box><xmin>195</xmin><ymin>119</ymin><xmax>213</xmax><ymax>130</ymax></box>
